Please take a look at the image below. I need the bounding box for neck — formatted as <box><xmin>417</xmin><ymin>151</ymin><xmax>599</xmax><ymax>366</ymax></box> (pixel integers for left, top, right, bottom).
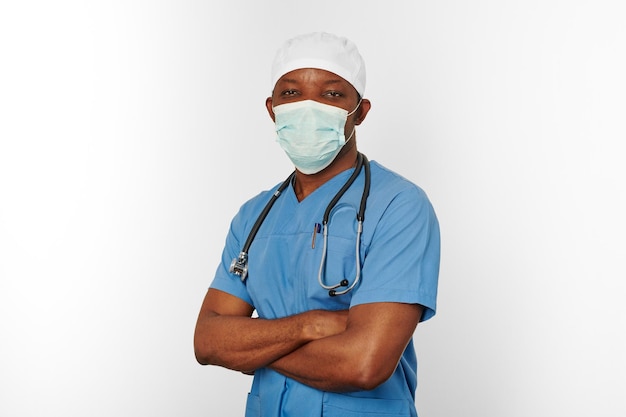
<box><xmin>293</xmin><ymin>145</ymin><xmax>359</xmax><ymax>202</ymax></box>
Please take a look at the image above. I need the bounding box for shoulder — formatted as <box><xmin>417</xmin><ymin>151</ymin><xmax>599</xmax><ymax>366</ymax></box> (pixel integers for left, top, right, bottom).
<box><xmin>229</xmin><ymin>180</ymin><xmax>289</xmax><ymax>232</ymax></box>
<box><xmin>360</xmin><ymin>159</ymin><xmax>438</xmax><ymax>245</ymax></box>
<box><xmin>236</xmin><ymin>181</ymin><xmax>286</xmax><ymax>216</ymax></box>
<box><xmin>368</xmin><ymin>160</ymin><xmax>433</xmax><ymax>208</ymax></box>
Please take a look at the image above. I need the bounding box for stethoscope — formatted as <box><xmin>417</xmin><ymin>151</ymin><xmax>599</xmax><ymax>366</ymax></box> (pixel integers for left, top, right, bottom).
<box><xmin>230</xmin><ymin>152</ymin><xmax>371</xmax><ymax>296</ymax></box>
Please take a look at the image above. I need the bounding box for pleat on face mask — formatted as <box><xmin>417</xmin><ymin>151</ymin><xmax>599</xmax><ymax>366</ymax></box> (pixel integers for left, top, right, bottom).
<box><xmin>273</xmin><ymin>100</ymin><xmax>359</xmax><ymax>174</ymax></box>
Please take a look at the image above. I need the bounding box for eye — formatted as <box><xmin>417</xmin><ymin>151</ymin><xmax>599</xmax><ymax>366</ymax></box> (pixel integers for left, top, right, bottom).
<box><xmin>281</xmin><ymin>89</ymin><xmax>299</xmax><ymax>96</ymax></box>
<box><xmin>324</xmin><ymin>91</ymin><xmax>343</xmax><ymax>98</ymax></box>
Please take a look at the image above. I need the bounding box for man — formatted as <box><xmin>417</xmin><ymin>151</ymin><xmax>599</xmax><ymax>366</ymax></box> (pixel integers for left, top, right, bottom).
<box><xmin>194</xmin><ymin>32</ymin><xmax>440</xmax><ymax>417</ymax></box>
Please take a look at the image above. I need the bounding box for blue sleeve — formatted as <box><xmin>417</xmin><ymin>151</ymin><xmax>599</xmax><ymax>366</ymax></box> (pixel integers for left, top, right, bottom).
<box><xmin>209</xmin><ymin>207</ymin><xmax>255</xmax><ymax>307</ymax></box>
<box><xmin>350</xmin><ymin>186</ymin><xmax>440</xmax><ymax>321</ymax></box>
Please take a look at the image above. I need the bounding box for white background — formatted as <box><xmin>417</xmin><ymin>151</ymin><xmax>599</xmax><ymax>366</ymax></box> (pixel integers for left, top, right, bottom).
<box><xmin>1</xmin><ymin>1</ymin><xmax>625</xmax><ymax>416</ymax></box>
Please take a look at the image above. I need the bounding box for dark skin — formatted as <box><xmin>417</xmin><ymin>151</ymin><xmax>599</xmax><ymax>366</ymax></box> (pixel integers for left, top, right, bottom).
<box><xmin>266</xmin><ymin>68</ymin><xmax>371</xmax><ymax>201</ymax></box>
<box><xmin>194</xmin><ymin>68</ymin><xmax>423</xmax><ymax>392</ymax></box>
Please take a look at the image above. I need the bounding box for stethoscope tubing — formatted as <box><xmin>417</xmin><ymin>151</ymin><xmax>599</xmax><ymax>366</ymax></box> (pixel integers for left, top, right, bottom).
<box><xmin>317</xmin><ymin>153</ymin><xmax>370</xmax><ymax>296</ymax></box>
<box><xmin>231</xmin><ymin>153</ymin><xmax>370</xmax><ymax>297</ymax></box>
<box><xmin>230</xmin><ymin>172</ymin><xmax>294</xmax><ymax>281</ymax></box>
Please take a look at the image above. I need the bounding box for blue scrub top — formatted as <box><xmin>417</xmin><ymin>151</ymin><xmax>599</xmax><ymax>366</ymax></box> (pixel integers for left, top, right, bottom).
<box><xmin>211</xmin><ymin>160</ymin><xmax>440</xmax><ymax>417</ymax></box>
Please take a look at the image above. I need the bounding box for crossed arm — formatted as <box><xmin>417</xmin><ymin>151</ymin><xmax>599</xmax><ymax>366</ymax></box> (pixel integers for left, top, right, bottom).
<box><xmin>193</xmin><ymin>288</ymin><xmax>422</xmax><ymax>392</ymax></box>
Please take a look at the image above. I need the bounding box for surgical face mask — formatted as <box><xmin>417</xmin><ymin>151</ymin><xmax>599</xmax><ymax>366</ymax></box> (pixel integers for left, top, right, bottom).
<box><xmin>273</xmin><ymin>99</ymin><xmax>360</xmax><ymax>175</ymax></box>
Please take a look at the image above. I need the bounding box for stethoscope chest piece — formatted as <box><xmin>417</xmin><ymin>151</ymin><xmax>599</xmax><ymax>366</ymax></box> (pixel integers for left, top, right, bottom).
<box><xmin>230</xmin><ymin>252</ymin><xmax>249</xmax><ymax>281</ymax></box>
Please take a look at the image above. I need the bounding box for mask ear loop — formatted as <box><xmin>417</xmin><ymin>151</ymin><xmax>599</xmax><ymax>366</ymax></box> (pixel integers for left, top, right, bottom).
<box><xmin>347</xmin><ymin>99</ymin><xmax>362</xmax><ymax>117</ymax></box>
<box><xmin>344</xmin><ymin>99</ymin><xmax>362</xmax><ymax>143</ymax></box>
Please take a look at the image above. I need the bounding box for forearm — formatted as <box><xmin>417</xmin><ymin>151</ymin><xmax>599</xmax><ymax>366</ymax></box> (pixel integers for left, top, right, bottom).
<box><xmin>195</xmin><ymin>311</ymin><xmax>317</xmax><ymax>372</ymax></box>
<box><xmin>194</xmin><ymin>289</ymin><xmax>349</xmax><ymax>373</ymax></box>
<box><xmin>269</xmin><ymin>303</ymin><xmax>422</xmax><ymax>392</ymax></box>
<box><xmin>269</xmin><ymin>333</ymin><xmax>368</xmax><ymax>392</ymax></box>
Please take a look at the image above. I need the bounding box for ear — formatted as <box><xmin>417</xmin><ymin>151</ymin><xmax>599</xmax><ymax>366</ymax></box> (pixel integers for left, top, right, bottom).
<box><xmin>354</xmin><ymin>99</ymin><xmax>371</xmax><ymax>126</ymax></box>
<box><xmin>265</xmin><ymin>97</ymin><xmax>275</xmax><ymax>122</ymax></box>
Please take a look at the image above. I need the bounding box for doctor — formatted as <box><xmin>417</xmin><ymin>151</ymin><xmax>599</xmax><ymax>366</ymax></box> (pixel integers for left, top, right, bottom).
<box><xmin>194</xmin><ymin>32</ymin><xmax>440</xmax><ymax>417</ymax></box>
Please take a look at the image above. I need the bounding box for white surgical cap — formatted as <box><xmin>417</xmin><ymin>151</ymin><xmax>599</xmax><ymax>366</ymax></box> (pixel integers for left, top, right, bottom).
<box><xmin>270</xmin><ymin>32</ymin><xmax>366</xmax><ymax>97</ymax></box>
